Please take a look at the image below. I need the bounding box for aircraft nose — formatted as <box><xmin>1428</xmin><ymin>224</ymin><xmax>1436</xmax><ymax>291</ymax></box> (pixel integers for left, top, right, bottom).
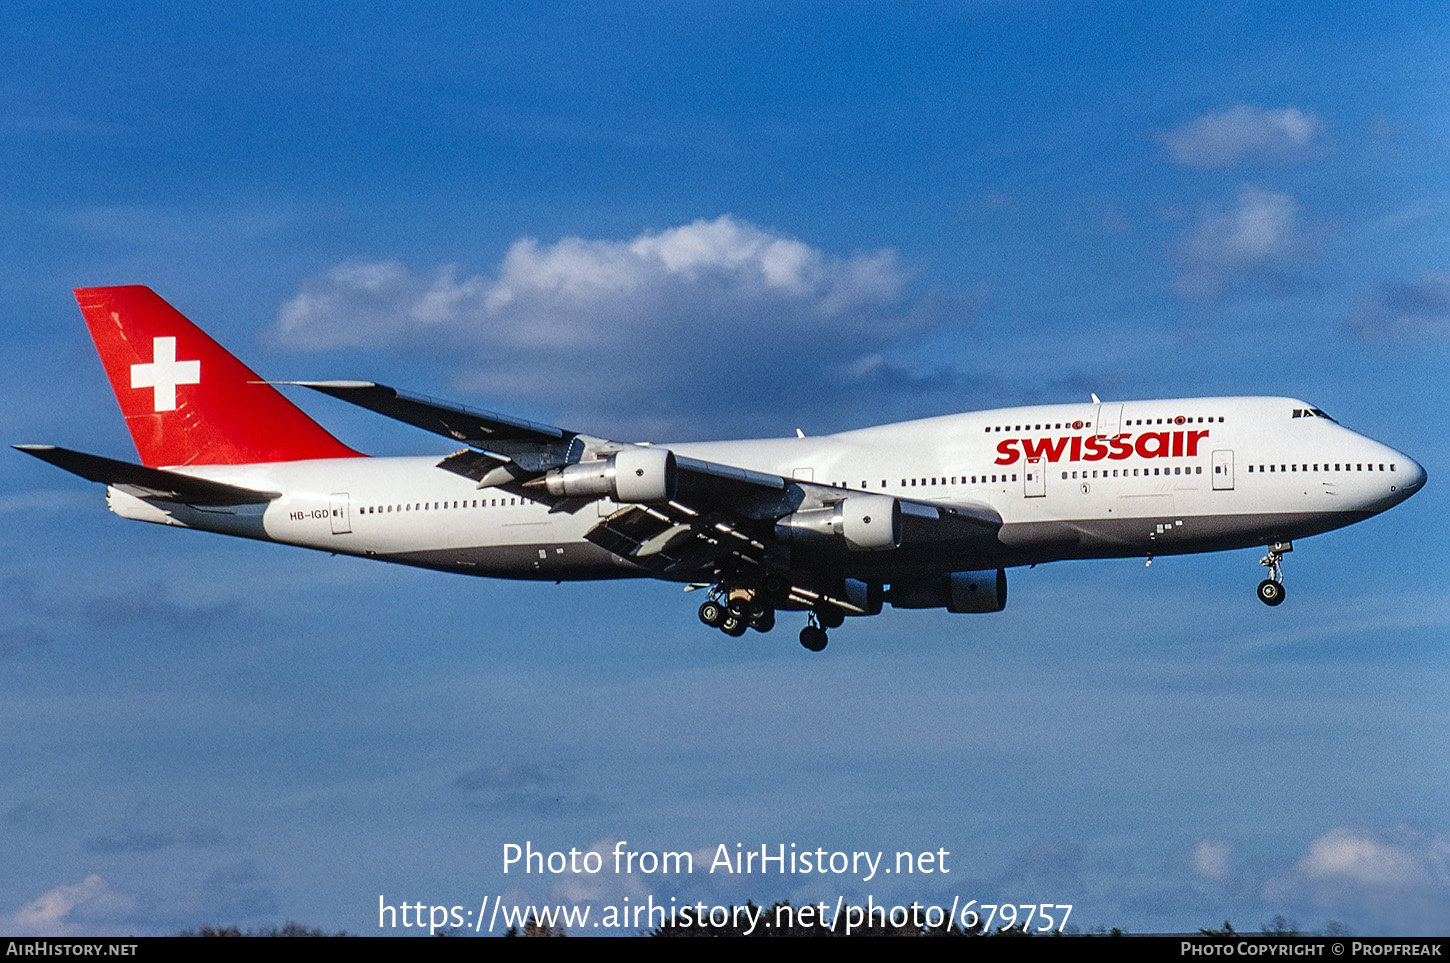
<box><xmin>1400</xmin><ymin>455</ymin><xmax>1427</xmax><ymax>496</ymax></box>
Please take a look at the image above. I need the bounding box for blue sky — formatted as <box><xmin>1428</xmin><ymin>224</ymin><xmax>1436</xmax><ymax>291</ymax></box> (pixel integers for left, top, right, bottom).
<box><xmin>3</xmin><ymin>0</ymin><xmax>1448</xmax><ymax>936</ymax></box>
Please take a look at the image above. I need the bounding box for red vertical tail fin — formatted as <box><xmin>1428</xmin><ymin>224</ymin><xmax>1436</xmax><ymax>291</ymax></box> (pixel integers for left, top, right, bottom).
<box><xmin>74</xmin><ymin>286</ymin><xmax>363</xmax><ymax>467</ymax></box>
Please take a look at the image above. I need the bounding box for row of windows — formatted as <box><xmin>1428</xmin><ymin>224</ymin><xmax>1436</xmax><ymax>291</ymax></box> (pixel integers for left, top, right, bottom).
<box><xmin>360</xmin><ymin>496</ymin><xmax>523</xmax><ymax>515</ymax></box>
<box><xmin>1248</xmin><ymin>463</ymin><xmax>1396</xmax><ymax>474</ymax></box>
<box><xmin>1061</xmin><ymin>467</ymin><xmax>1205</xmax><ymax>479</ymax></box>
<box><xmin>826</xmin><ymin>475</ymin><xmax>1021</xmax><ymax>489</ymax></box>
<box><xmin>1123</xmin><ymin>416</ymin><xmax>1225</xmax><ymax>426</ymax></box>
<box><xmin>822</xmin><ymin>458</ymin><xmax>1394</xmax><ymax>493</ymax></box>
<box><xmin>982</xmin><ymin>415</ymin><xmax>1227</xmax><ymax>434</ymax></box>
<box><xmin>986</xmin><ymin>422</ymin><xmax>1090</xmax><ymax>433</ymax></box>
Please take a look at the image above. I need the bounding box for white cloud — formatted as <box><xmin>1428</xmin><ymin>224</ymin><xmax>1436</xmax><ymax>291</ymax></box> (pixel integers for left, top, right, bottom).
<box><xmin>1263</xmin><ymin>827</ymin><xmax>1450</xmax><ymax>934</ymax></box>
<box><xmin>271</xmin><ymin>216</ymin><xmax>940</xmax><ymax>438</ymax></box>
<box><xmin>1158</xmin><ymin>105</ymin><xmax>1325</xmax><ymax>168</ymax></box>
<box><xmin>1192</xmin><ymin>839</ymin><xmax>1233</xmax><ymax>883</ymax></box>
<box><xmin>2</xmin><ymin>864</ymin><xmax>278</xmax><ymax>937</ymax></box>
<box><xmin>1175</xmin><ymin>186</ymin><xmax>1310</xmax><ymax>299</ymax></box>
<box><xmin>5</xmin><ymin>875</ymin><xmax>136</xmax><ymax>937</ymax></box>
<box><xmin>275</xmin><ymin>215</ymin><xmax>909</xmax><ymax>351</ymax></box>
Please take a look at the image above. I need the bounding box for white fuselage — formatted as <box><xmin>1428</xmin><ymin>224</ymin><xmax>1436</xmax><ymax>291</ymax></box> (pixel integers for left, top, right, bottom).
<box><xmin>109</xmin><ymin>397</ymin><xmax>1424</xmax><ymax>582</ymax></box>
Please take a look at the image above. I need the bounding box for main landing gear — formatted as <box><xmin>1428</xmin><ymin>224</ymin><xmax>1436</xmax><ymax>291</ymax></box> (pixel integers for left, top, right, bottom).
<box><xmin>698</xmin><ymin>589</ymin><xmax>773</xmax><ymax>637</ymax></box>
<box><xmin>1256</xmin><ymin>541</ymin><xmax>1292</xmax><ymax>606</ymax></box>
<box><xmin>697</xmin><ymin>581</ymin><xmax>841</xmax><ymax>652</ymax></box>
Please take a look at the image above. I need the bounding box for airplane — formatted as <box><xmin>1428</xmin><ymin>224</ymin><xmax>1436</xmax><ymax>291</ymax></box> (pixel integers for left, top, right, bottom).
<box><xmin>17</xmin><ymin>286</ymin><xmax>1426</xmax><ymax>651</ymax></box>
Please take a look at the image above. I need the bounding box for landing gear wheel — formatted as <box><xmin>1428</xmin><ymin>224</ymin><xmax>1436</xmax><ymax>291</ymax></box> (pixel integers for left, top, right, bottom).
<box><xmin>1257</xmin><ymin>579</ymin><xmax>1286</xmax><ymax>606</ymax></box>
<box><xmin>816</xmin><ymin>606</ymin><xmax>845</xmax><ymax>630</ymax></box>
<box><xmin>698</xmin><ymin>600</ymin><xmax>726</xmax><ymax>627</ymax></box>
<box><xmin>799</xmin><ymin>626</ymin><xmax>828</xmax><ymax>652</ymax></box>
<box><xmin>721</xmin><ymin>616</ymin><xmax>747</xmax><ymax>637</ymax></box>
<box><xmin>749</xmin><ymin>609</ymin><xmax>775</xmax><ymax>633</ymax></box>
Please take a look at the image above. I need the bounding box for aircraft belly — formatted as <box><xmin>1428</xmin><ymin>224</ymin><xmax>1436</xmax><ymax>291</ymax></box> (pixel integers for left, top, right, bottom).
<box><xmin>997</xmin><ymin>509</ymin><xmax>1376</xmax><ymax>563</ymax></box>
<box><xmin>378</xmin><ymin>540</ymin><xmax>640</xmax><ymax>580</ymax></box>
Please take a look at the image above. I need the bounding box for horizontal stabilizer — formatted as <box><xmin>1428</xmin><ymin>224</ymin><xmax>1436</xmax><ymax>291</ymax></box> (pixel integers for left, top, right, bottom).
<box><xmin>15</xmin><ymin>445</ymin><xmax>279</xmax><ymax>505</ymax></box>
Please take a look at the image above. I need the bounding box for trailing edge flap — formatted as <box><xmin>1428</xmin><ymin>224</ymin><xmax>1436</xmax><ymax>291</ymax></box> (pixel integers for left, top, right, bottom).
<box><xmin>282</xmin><ymin>381</ymin><xmax>569</xmax><ymax>446</ymax></box>
<box><xmin>14</xmin><ymin>445</ymin><xmax>280</xmax><ymax>505</ymax></box>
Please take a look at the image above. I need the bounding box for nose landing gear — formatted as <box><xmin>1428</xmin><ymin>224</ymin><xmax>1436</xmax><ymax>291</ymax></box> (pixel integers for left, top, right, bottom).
<box><xmin>1256</xmin><ymin>541</ymin><xmax>1292</xmax><ymax>606</ymax></box>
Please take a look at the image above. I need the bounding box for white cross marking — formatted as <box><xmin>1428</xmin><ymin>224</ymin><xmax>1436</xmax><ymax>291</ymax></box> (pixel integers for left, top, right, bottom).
<box><xmin>130</xmin><ymin>336</ymin><xmax>200</xmax><ymax>412</ymax></box>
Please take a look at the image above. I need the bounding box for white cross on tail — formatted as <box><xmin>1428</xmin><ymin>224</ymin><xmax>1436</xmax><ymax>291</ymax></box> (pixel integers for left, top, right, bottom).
<box><xmin>130</xmin><ymin>336</ymin><xmax>200</xmax><ymax>411</ymax></box>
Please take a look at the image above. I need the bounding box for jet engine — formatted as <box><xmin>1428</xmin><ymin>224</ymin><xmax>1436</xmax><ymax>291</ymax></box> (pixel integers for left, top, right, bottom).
<box><xmin>539</xmin><ymin>447</ymin><xmax>677</xmax><ymax>503</ymax></box>
<box><xmin>776</xmin><ymin>494</ymin><xmax>902</xmax><ymax>551</ymax></box>
<box><xmin>888</xmin><ymin>569</ymin><xmax>1007</xmax><ymax>613</ymax></box>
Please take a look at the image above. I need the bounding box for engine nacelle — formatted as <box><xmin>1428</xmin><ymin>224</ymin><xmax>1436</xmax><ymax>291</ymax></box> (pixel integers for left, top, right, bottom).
<box><xmin>776</xmin><ymin>494</ymin><xmax>902</xmax><ymax>551</ymax></box>
<box><xmin>888</xmin><ymin>569</ymin><xmax>1007</xmax><ymax>613</ymax></box>
<box><xmin>843</xmin><ymin>578</ymin><xmax>884</xmax><ymax>616</ymax></box>
<box><xmin>541</xmin><ymin>447</ymin><xmax>677</xmax><ymax>503</ymax></box>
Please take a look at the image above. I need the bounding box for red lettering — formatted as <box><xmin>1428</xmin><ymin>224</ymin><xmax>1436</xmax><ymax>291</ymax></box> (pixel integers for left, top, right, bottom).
<box><xmin>1083</xmin><ymin>436</ymin><xmax>1107</xmax><ymax>461</ymax></box>
<box><xmin>1109</xmin><ymin>435</ymin><xmax>1134</xmax><ymax>460</ymax></box>
<box><xmin>1070</xmin><ymin>436</ymin><xmax>1082</xmax><ymax>461</ymax></box>
<box><xmin>1136</xmin><ymin>432</ymin><xmax>1169</xmax><ymax>458</ymax></box>
<box><xmin>1172</xmin><ymin>431</ymin><xmax>1184</xmax><ymax>457</ymax></box>
<box><xmin>1187</xmin><ymin>429</ymin><xmax>1210</xmax><ymax>456</ymax></box>
<box><xmin>1021</xmin><ymin>437</ymin><xmax>1070</xmax><ymax>462</ymax></box>
<box><xmin>995</xmin><ymin>439</ymin><xmax>1021</xmax><ymax>466</ymax></box>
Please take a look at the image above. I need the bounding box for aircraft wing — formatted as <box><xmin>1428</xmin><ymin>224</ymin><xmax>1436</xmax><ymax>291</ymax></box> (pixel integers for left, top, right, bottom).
<box><xmin>295</xmin><ymin>380</ymin><xmax>1003</xmax><ymax>582</ymax></box>
<box><xmin>285</xmin><ymin>381</ymin><xmax>569</xmax><ymax>444</ymax></box>
<box><xmin>585</xmin><ymin>489</ymin><xmax>1002</xmax><ymax>583</ymax></box>
<box><xmin>14</xmin><ymin>445</ymin><xmax>280</xmax><ymax>505</ymax></box>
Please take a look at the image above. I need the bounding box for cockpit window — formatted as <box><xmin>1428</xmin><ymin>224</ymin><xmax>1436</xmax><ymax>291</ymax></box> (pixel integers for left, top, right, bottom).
<box><xmin>1291</xmin><ymin>407</ymin><xmax>1338</xmax><ymax>423</ymax></box>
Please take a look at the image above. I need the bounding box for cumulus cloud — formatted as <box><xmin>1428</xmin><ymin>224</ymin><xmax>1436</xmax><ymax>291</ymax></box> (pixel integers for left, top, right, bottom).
<box><xmin>3</xmin><ymin>865</ymin><xmax>277</xmax><ymax>936</ymax></box>
<box><xmin>4</xmin><ymin>875</ymin><xmax>136</xmax><ymax>937</ymax></box>
<box><xmin>1348</xmin><ymin>273</ymin><xmax>1450</xmax><ymax>342</ymax></box>
<box><xmin>271</xmin><ymin>216</ymin><xmax>951</xmax><ymax>439</ymax></box>
<box><xmin>1264</xmin><ymin>827</ymin><xmax>1450</xmax><ymax>933</ymax></box>
<box><xmin>1158</xmin><ymin>105</ymin><xmax>1325</xmax><ymax>168</ymax></box>
<box><xmin>1175</xmin><ymin>186</ymin><xmax>1311</xmax><ymax>298</ymax></box>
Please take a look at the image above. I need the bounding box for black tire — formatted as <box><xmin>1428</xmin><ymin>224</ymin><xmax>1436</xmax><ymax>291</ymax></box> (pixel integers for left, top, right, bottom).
<box><xmin>799</xmin><ymin>626</ymin><xmax>828</xmax><ymax>652</ymax></box>
<box><xmin>1257</xmin><ymin>579</ymin><xmax>1286</xmax><ymax>606</ymax></box>
<box><xmin>816</xmin><ymin>606</ymin><xmax>845</xmax><ymax>629</ymax></box>
<box><xmin>722</xmin><ymin>616</ymin><xmax>748</xmax><ymax>637</ymax></box>
<box><xmin>699</xmin><ymin>600</ymin><xmax>726</xmax><ymax>627</ymax></box>
<box><xmin>749</xmin><ymin>609</ymin><xmax>776</xmax><ymax>633</ymax></box>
